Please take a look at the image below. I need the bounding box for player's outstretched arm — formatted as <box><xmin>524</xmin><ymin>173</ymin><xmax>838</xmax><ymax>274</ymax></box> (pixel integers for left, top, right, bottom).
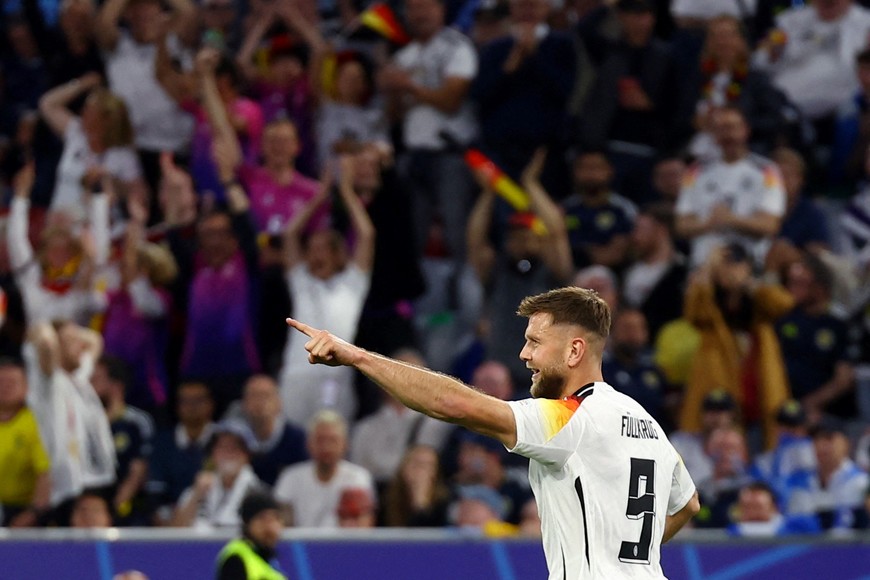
<box><xmin>287</xmin><ymin>318</ymin><xmax>518</xmax><ymax>448</ymax></box>
<box><xmin>663</xmin><ymin>491</ymin><xmax>700</xmax><ymax>543</ymax></box>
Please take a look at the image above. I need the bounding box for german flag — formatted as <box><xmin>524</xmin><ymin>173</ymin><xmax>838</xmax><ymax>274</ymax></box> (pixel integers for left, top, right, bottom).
<box><xmin>360</xmin><ymin>3</ymin><xmax>410</xmax><ymax>45</ymax></box>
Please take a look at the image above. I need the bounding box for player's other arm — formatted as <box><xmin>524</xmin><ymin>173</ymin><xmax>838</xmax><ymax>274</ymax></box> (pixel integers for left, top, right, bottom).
<box><xmin>287</xmin><ymin>319</ymin><xmax>517</xmax><ymax>448</ymax></box>
<box><xmin>663</xmin><ymin>490</ymin><xmax>700</xmax><ymax>543</ymax></box>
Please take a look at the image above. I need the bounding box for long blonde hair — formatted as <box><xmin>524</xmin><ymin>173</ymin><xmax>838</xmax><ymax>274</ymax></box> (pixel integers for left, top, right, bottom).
<box><xmin>86</xmin><ymin>88</ymin><xmax>134</xmax><ymax>148</ymax></box>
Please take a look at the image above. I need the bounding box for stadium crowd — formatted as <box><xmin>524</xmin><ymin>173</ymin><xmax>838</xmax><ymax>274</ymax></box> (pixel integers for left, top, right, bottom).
<box><xmin>1</xmin><ymin>0</ymin><xmax>869</xmax><ymax>539</ymax></box>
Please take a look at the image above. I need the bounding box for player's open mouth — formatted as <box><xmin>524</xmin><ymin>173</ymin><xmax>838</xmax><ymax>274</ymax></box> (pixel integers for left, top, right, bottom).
<box><xmin>529</xmin><ymin>368</ymin><xmax>540</xmax><ymax>380</ymax></box>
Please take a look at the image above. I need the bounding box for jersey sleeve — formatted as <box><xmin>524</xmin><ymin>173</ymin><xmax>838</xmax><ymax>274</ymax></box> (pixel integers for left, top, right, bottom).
<box><xmin>667</xmin><ymin>452</ymin><xmax>697</xmax><ymax>516</ymax></box>
<box><xmin>506</xmin><ymin>398</ymin><xmax>583</xmax><ymax>469</ymax></box>
<box><xmin>757</xmin><ymin>164</ymin><xmax>786</xmax><ymax>217</ymax></box>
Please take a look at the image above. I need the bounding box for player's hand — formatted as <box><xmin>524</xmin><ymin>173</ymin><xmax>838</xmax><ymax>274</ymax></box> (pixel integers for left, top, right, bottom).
<box><xmin>286</xmin><ymin>318</ymin><xmax>359</xmax><ymax>367</ymax></box>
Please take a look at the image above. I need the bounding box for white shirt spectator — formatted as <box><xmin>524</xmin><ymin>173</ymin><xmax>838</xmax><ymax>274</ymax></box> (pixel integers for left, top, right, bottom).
<box><xmin>350</xmin><ymin>404</ymin><xmax>426</xmax><ymax>483</ymax></box>
<box><xmin>812</xmin><ymin>458</ymin><xmax>870</xmax><ymax>530</ymax></box>
<box><xmin>273</xmin><ymin>459</ymin><xmax>374</xmax><ymax>528</ymax></box>
<box><xmin>316</xmin><ymin>101</ymin><xmax>388</xmax><ymax>170</ymax></box>
<box><xmin>104</xmin><ymin>31</ymin><xmax>194</xmax><ymax>151</ymax></box>
<box><xmin>671</xmin><ymin>0</ymin><xmax>756</xmax><ymax>20</ymax></box>
<box><xmin>754</xmin><ymin>4</ymin><xmax>870</xmax><ymax>119</ymax></box>
<box><xmin>676</xmin><ymin>153</ymin><xmax>786</xmax><ymax>267</ymax></box>
<box><xmin>24</xmin><ymin>347</ymin><xmax>115</xmax><ymax>505</ymax></box>
<box><xmin>7</xmin><ymin>196</ymin><xmax>109</xmax><ymax>326</ymax></box>
<box><xmin>52</xmin><ymin>118</ymin><xmax>142</xmax><ymax>213</ymax></box>
<box><xmin>394</xmin><ymin>27</ymin><xmax>478</xmax><ymax>150</ymax></box>
<box><xmin>176</xmin><ymin>465</ymin><xmax>265</xmax><ymax>529</ymax></box>
<box><xmin>280</xmin><ymin>264</ymin><xmax>371</xmax><ymax>427</ymax></box>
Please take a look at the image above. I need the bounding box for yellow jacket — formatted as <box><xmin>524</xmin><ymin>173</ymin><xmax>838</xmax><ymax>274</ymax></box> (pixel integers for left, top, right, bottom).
<box><xmin>679</xmin><ymin>280</ymin><xmax>793</xmax><ymax>448</ymax></box>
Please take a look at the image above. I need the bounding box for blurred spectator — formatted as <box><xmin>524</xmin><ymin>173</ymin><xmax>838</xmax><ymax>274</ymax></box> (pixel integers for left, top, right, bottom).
<box><xmin>91</xmin><ymin>355</ymin><xmax>154</xmax><ymax>525</ymax></box>
<box><xmin>467</xmin><ymin>150</ymin><xmax>573</xmax><ymax>388</ymax></box>
<box><xmin>832</xmin><ymin>48</ymin><xmax>870</xmax><ymax>185</ymax></box>
<box><xmin>679</xmin><ymin>245</ymin><xmax>793</xmax><ymax>448</ymax></box>
<box><xmin>227</xmin><ymin>375</ymin><xmax>308</xmax><ymax>487</ymax></box>
<box><xmin>0</xmin><ymin>358</ymin><xmax>51</xmax><ymax>527</ymax></box>
<box><xmin>96</xmin><ymin>0</ymin><xmax>197</xmax><ymax>191</ymax></box>
<box><xmin>840</xmin><ymin>152</ymin><xmax>870</xmax><ymax>265</ymax></box>
<box><xmin>753</xmin><ymin>0</ymin><xmax>870</xmax><ymax>125</ymax></box>
<box><xmin>684</xmin><ymin>15</ymin><xmax>786</xmax><ymax>159</ymax></box>
<box><xmin>336</xmin><ymin>487</ymin><xmax>376</xmax><ymax>528</ymax></box>
<box><xmin>350</xmin><ymin>349</ymin><xmax>430</xmax><ymax>490</ymax></box>
<box><xmin>279</xmin><ymin>156</ymin><xmax>374</xmax><ymax>427</ymax></box>
<box><xmin>216</xmin><ymin>492</ymin><xmax>286</xmax><ymax>580</ymax></box>
<box><xmin>728</xmin><ymin>481</ymin><xmax>820</xmax><ymax>537</ymax></box>
<box><xmin>770</xmin><ymin>148</ymin><xmax>831</xmax><ymax>254</ymax></box>
<box><xmin>651</xmin><ymin>155</ymin><xmax>687</xmax><ymax>208</ymax></box>
<box><xmin>341</xmin><ymin>147</ymin><xmax>425</xmax><ymax>400</ymax></box>
<box><xmin>602</xmin><ymin>308</ymin><xmax>668</xmax><ymax>424</ymax></box>
<box><xmin>271</xmin><ymin>2</ymin><xmax>386</xmax><ymax>171</ymax></box>
<box><xmin>8</xmin><ymin>163</ymin><xmax>109</xmax><ymax>326</ymax></box>
<box><xmin>561</xmin><ymin>150</ymin><xmax>636</xmax><ymax>270</ymax></box>
<box><xmin>20</xmin><ymin>0</ymin><xmax>103</xmax><ymax>86</ymax></box>
<box><xmin>517</xmin><ymin>497</ymin><xmax>541</xmax><ymax>537</ymax></box>
<box><xmin>623</xmin><ymin>203</ymin><xmax>688</xmax><ymax>338</ymax></box>
<box><xmin>452</xmin><ymin>431</ymin><xmax>532</xmax><ymax>524</ymax></box>
<box><xmin>38</xmin><ymin>73</ymin><xmax>145</xmax><ymax>214</ymax></box>
<box><xmin>380</xmin><ymin>0</ymin><xmax>478</xmax><ymax>264</ymax></box>
<box><xmin>777</xmin><ymin>254</ymin><xmax>857</xmax><ymax>422</ymax></box>
<box><xmin>695</xmin><ymin>426</ymin><xmax>752</xmax><ymax>528</ymax></box>
<box><xmin>172</xmin><ymin>48</ymin><xmax>264</xmax><ymax>206</ymax></box>
<box><xmin>472</xmin><ymin>0</ymin><xmax>576</xmax><ymax>190</ymax></box>
<box><xmin>671</xmin><ymin>389</ymin><xmax>738</xmax><ymax>486</ymax></box>
<box><xmin>70</xmin><ymin>491</ymin><xmax>113</xmax><ymax>528</ymax></box>
<box><xmin>25</xmin><ymin>321</ymin><xmax>115</xmax><ymax>523</ymax></box>
<box><xmin>172</xmin><ymin>422</ymin><xmax>266</xmax><ymax>529</ymax></box>
<box><xmin>216</xmin><ymin>492</ymin><xmax>285</xmax><ymax>580</ymax></box>
<box><xmin>1</xmin><ymin>16</ymin><xmax>49</xmax><ymax>121</ymax></box>
<box><xmin>578</xmin><ymin>0</ymin><xmax>681</xmax><ymax>202</ymax></box>
<box><xmin>750</xmin><ymin>400</ymin><xmax>817</xmax><ymax>519</ymax></box>
<box><xmin>382</xmin><ymin>445</ymin><xmax>450</xmax><ymax>527</ymax></box>
<box><xmin>166</xmin><ymin>142</ymin><xmax>261</xmax><ymax>411</ymax></box>
<box><xmin>99</xmin><ymin>196</ymin><xmax>177</xmax><ymax>418</ymax></box>
<box><xmin>147</xmin><ymin>381</ymin><xmax>215</xmax><ymax>525</ymax></box>
<box><xmin>451</xmin><ymin>484</ymin><xmax>518</xmax><ymax>537</ymax></box>
<box><xmin>811</xmin><ymin>419</ymin><xmax>870</xmax><ymax>531</ymax></box>
<box><xmin>273</xmin><ymin>410</ymin><xmax>375</xmax><ymax>528</ymax></box>
<box><xmin>675</xmin><ymin>106</ymin><xmax>786</xmax><ymax>268</ymax></box>
<box><xmin>237</xmin><ymin>117</ymin><xmax>323</xmax><ymax>238</ymax></box>
<box><xmin>235</xmin><ymin>4</ymin><xmax>316</xmax><ymax>172</ymax></box>
<box><xmin>572</xmin><ymin>265</ymin><xmax>620</xmax><ymax>312</ymax></box>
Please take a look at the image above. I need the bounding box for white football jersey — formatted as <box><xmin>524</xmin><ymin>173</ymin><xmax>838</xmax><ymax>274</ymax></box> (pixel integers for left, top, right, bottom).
<box><xmin>507</xmin><ymin>382</ymin><xmax>695</xmax><ymax>579</ymax></box>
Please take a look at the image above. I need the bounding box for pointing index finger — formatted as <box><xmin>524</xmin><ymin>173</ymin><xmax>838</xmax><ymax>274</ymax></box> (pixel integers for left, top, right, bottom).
<box><xmin>286</xmin><ymin>317</ymin><xmax>317</xmax><ymax>337</ymax></box>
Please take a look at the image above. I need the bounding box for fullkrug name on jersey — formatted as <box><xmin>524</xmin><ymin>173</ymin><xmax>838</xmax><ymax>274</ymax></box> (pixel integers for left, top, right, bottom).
<box><xmin>621</xmin><ymin>414</ymin><xmax>659</xmax><ymax>440</ymax></box>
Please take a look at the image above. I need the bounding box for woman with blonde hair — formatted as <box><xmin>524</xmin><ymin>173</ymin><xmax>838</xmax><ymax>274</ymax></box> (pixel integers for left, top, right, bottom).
<box><xmin>382</xmin><ymin>445</ymin><xmax>450</xmax><ymax>527</ymax></box>
<box><xmin>687</xmin><ymin>14</ymin><xmax>785</xmax><ymax>158</ymax></box>
<box><xmin>8</xmin><ymin>163</ymin><xmax>109</xmax><ymax>326</ymax></box>
<box><xmin>38</xmin><ymin>72</ymin><xmax>147</xmax><ymax>214</ymax></box>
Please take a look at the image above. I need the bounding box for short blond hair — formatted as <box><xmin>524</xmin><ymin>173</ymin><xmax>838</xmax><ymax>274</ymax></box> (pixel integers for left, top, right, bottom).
<box><xmin>307</xmin><ymin>409</ymin><xmax>348</xmax><ymax>438</ymax></box>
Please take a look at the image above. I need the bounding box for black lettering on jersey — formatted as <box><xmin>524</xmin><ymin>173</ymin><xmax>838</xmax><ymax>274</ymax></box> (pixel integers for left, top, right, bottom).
<box><xmin>621</xmin><ymin>415</ymin><xmax>659</xmax><ymax>440</ymax></box>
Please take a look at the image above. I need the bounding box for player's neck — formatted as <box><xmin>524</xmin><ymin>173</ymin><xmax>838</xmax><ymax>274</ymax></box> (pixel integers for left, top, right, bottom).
<box><xmin>561</xmin><ymin>369</ymin><xmax>604</xmax><ymax>398</ymax></box>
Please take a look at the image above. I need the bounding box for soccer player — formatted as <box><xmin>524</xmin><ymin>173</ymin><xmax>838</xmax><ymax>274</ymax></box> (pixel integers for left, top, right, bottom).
<box><xmin>287</xmin><ymin>286</ymin><xmax>699</xmax><ymax>578</ymax></box>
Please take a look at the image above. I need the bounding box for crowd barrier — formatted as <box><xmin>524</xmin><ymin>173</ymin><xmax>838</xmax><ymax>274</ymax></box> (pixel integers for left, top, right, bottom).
<box><xmin>0</xmin><ymin>529</ymin><xmax>868</xmax><ymax>580</ymax></box>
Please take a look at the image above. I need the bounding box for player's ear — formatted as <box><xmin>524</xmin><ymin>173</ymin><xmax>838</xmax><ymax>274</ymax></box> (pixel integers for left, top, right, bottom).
<box><xmin>567</xmin><ymin>336</ymin><xmax>586</xmax><ymax>368</ymax></box>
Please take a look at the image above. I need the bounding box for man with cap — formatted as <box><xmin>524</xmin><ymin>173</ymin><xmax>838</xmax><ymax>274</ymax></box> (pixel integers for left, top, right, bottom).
<box><xmin>750</xmin><ymin>400</ymin><xmax>817</xmax><ymax>519</ymax></box>
<box><xmin>216</xmin><ymin>492</ymin><xmax>286</xmax><ymax>580</ymax></box>
<box><xmin>671</xmin><ymin>389</ymin><xmax>737</xmax><ymax>484</ymax></box>
<box><xmin>172</xmin><ymin>422</ymin><xmax>267</xmax><ymax>529</ymax></box>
